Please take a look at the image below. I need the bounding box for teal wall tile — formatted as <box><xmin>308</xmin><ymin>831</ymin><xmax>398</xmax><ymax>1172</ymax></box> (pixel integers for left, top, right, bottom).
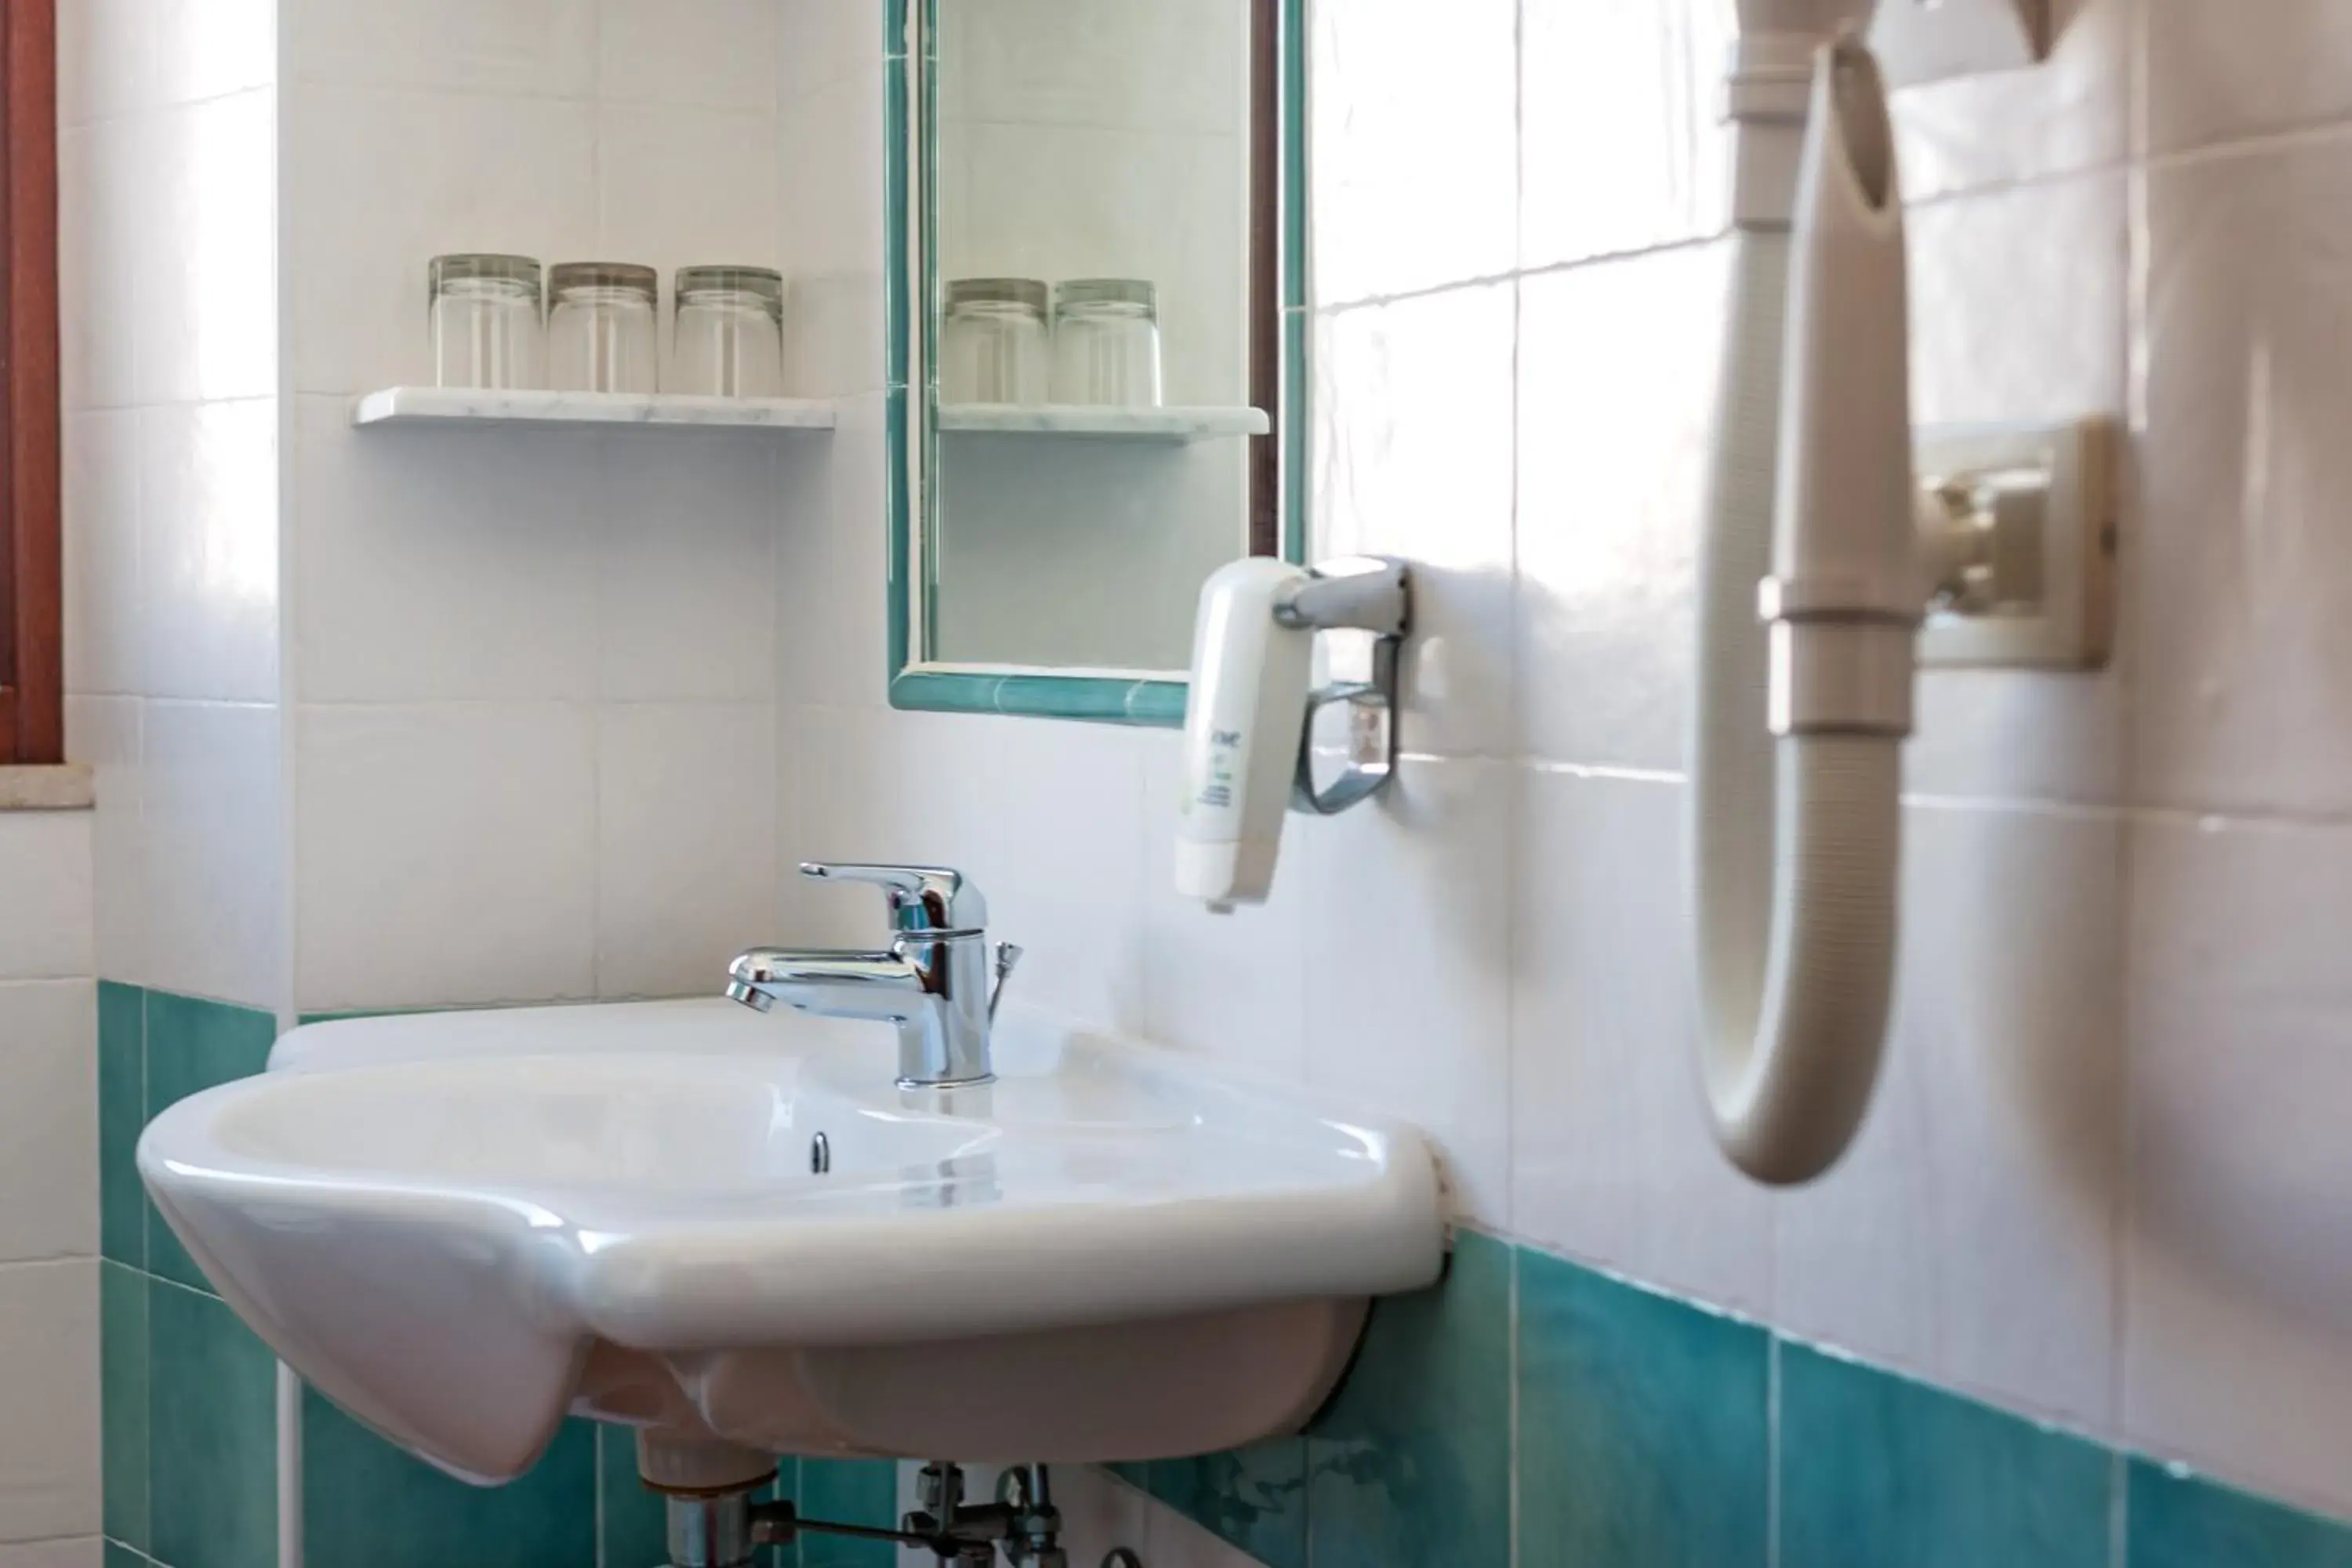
<box><xmin>597</xmin><ymin>1425</ymin><xmax>673</xmax><ymax>1568</ymax></box>
<box><xmin>2129</xmin><ymin>1460</ymin><xmax>2352</xmax><ymax>1568</ymax></box>
<box><xmin>143</xmin><ymin>993</ymin><xmax>277</xmax><ymax>1293</ymax></box>
<box><xmin>101</xmin><ymin>1260</ymin><xmax>149</xmax><ymax>1552</ymax></box>
<box><xmin>1780</xmin><ymin>1343</ymin><xmax>2111</xmax><ymax>1568</ymax></box>
<box><xmin>151</xmin><ymin>1280</ymin><xmax>279</xmax><ymax>1568</ymax></box>
<box><xmin>1148</xmin><ymin>1441</ymin><xmax>1307</xmax><ymax>1568</ymax></box>
<box><xmin>800</xmin><ymin>1458</ymin><xmax>898</xmax><ymax>1568</ymax></box>
<box><xmin>104</xmin><ymin>1545</ymin><xmax>145</xmax><ymax>1568</ymax></box>
<box><xmin>1307</xmin><ymin>1229</ymin><xmax>1512</xmax><ymax>1568</ymax></box>
<box><xmin>1518</xmin><ymin>1250</ymin><xmax>1769</xmax><ymax>1568</ymax></box>
<box><xmin>98</xmin><ymin>982</ymin><xmax>144</xmax><ymax>1266</ymax></box>
<box><xmin>303</xmin><ymin>1392</ymin><xmax>595</xmax><ymax>1568</ymax></box>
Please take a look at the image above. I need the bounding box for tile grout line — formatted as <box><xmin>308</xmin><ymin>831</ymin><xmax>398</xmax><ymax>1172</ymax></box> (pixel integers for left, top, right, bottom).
<box><xmin>593</xmin><ymin>1423</ymin><xmax>608</xmax><ymax>1568</ymax></box>
<box><xmin>2111</xmin><ymin>11</ymin><xmax>2151</xmax><ymax>1566</ymax></box>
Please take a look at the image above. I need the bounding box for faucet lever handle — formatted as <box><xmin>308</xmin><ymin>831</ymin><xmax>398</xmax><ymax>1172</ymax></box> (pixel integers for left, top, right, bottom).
<box><xmin>799</xmin><ymin>862</ymin><xmax>988</xmax><ymax>933</ymax></box>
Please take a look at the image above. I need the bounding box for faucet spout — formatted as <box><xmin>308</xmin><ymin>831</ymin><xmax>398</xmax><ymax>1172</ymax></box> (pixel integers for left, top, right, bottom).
<box><xmin>726</xmin><ymin>938</ymin><xmax>996</xmax><ymax>1089</ymax></box>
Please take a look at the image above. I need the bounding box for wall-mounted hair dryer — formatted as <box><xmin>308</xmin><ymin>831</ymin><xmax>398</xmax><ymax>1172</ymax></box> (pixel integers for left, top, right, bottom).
<box><xmin>1176</xmin><ymin>557</ymin><xmax>1411</xmax><ymax>910</ymax></box>
<box><xmin>1691</xmin><ymin>22</ymin><xmax>1913</xmax><ymax>1185</ymax></box>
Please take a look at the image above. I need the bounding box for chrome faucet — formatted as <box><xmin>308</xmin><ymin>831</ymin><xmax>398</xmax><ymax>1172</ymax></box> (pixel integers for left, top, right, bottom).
<box><xmin>725</xmin><ymin>863</ymin><xmax>1022</xmax><ymax>1089</ymax></box>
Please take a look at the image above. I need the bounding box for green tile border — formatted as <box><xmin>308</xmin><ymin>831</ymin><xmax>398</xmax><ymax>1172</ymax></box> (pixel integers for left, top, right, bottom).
<box><xmin>1305</xmin><ymin>1229</ymin><xmax>1512</xmax><ymax>1568</ymax></box>
<box><xmin>101</xmin><ymin>1260</ymin><xmax>150</xmax><ymax>1553</ymax></box>
<box><xmin>300</xmin><ymin>1393</ymin><xmax>597</xmax><ymax>1568</ymax></box>
<box><xmin>880</xmin><ymin>0</ymin><xmax>1308</xmax><ymax>728</ymax></box>
<box><xmin>800</xmin><ymin>1459</ymin><xmax>898</xmax><ymax>1568</ymax></box>
<box><xmin>150</xmin><ymin>1276</ymin><xmax>279</xmax><ymax>1568</ymax></box>
<box><xmin>1518</xmin><ymin>1246</ymin><xmax>1769</xmax><ymax>1567</ymax></box>
<box><xmin>103</xmin><ymin>983</ymin><xmax>287</xmax><ymax>1568</ymax></box>
<box><xmin>2129</xmin><ymin>1460</ymin><xmax>2352</xmax><ymax>1568</ymax></box>
<box><xmin>98</xmin><ymin>981</ymin><xmax>145</xmax><ymax>1268</ymax></box>
<box><xmin>1778</xmin><ymin>1340</ymin><xmax>2111</xmax><ymax>1568</ymax></box>
<box><xmin>1148</xmin><ymin>1443</ymin><xmax>1308</xmax><ymax>1568</ymax></box>
<box><xmin>1137</xmin><ymin>1231</ymin><xmax>2352</xmax><ymax>1568</ymax></box>
<box><xmin>142</xmin><ymin>991</ymin><xmax>278</xmax><ymax>1294</ymax></box>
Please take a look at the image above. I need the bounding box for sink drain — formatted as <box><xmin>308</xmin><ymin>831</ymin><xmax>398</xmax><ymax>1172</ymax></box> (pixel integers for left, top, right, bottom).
<box><xmin>809</xmin><ymin>1131</ymin><xmax>831</xmax><ymax>1175</ymax></box>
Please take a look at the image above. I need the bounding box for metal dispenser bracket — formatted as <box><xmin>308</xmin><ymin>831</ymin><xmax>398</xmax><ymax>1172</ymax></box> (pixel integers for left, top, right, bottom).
<box><xmin>1275</xmin><ymin>557</ymin><xmax>1412</xmax><ymax>816</ymax></box>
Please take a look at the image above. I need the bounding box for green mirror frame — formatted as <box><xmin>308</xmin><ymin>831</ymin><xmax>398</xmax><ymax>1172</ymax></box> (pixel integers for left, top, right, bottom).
<box><xmin>883</xmin><ymin>0</ymin><xmax>1308</xmax><ymax>725</ymax></box>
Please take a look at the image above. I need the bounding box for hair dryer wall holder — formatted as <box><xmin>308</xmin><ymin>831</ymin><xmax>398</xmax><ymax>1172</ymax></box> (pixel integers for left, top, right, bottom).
<box><xmin>1274</xmin><ymin>556</ymin><xmax>1412</xmax><ymax>817</ymax></box>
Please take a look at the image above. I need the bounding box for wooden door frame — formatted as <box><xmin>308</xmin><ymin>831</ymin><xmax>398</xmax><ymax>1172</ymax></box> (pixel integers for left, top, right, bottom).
<box><xmin>0</xmin><ymin>0</ymin><xmax>60</xmax><ymax>764</ymax></box>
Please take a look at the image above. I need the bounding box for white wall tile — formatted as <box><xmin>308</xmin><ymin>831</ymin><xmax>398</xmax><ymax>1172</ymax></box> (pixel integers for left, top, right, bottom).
<box><xmin>0</xmin><ymin>1538</ymin><xmax>103</xmax><ymax>1568</ymax></box>
<box><xmin>601</xmin><ymin>0</ymin><xmax>781</xmax><ymax>112</ymax></box>
<box><xmin>1777</xmin><ymin>802</ymin><xmax>2125</xmax><ymax>1433</ymax></box>
<box><xmin>150</xmin><ymin>0</ymin><xmax>278</xmax><ymax>106</ymax></box>
<box><xmin>60</xmin><ymin>411</ymin><xmax>140</xmax><ymax>698</ymax></box>
<box><xmin>595</xmin><ymin>103</ymin><xmax>782</xmax><ymax>289</ymax></box>
<box><xmin>780</xmin><ymin>0</ymin><xmax>884</xmax><ymax>100</ymax></box>
<box><xmin>595</xmin><ymin>703</ymin><xmax>781</xmax><ymax>1000</ymax></box>
<box><xmin>1907</xmin><ymin>172</ymin><xmax>2130</xmax><ymax>431</ymax></box>
<box><xmin>1511</xmin><ymin>770</ymin><xmax>1774</xmax><ymax>1315</ymax></box>
<box><xmin>1316</xmin><ymin>283</ymin><xmax>1517</xmax><ymax>760</ymax></box>
<box><xmin>2125</xmin><ymin>813</ymin><xmax>2352</xmax><ymax>1519</ymax></box>
<box><xmin>56</xmin><ymin>0</ymin><xmax>152</xmax><ymax>128</ymax></box>
<box><xmin>1310</xmin><ymin>0</ymin><xmax>1517</xmax><ymax>307</ymax></box>
<box><xmin>2133</xmin><ymin>138</ymin><xmax>2352</xmax><ymax>819</ymax></box>
<box><xmin>63</xmin><ymin>699</ymin><xmax>143</xmax><ymax>986</ymax></box>
<box><xmin>1904</xmin><ymin>171</ymin><xmax>2129</xmax><ymax>806</ymax></box>
<box><xmin>0</xmin><ymin>818</ymin><xmax>94</xmax><ymax>983</ymax></box>
<box><xmin>952</xmin><ymin>121</ymin><xmax>1246</xmax><ymax>407</ymax></box>
<box><xmin>60</xmin><ymin>0</ymin><xmax>274</xmax><ymax>125</ymax></box>
<box><xmin>1886</xmin><ymin>0</ymin><xmax>2130</xmax><ymax>200</ymax></box>
<box><xmin>1137</xmin><ymin>730</ymin><xmax>1309</xmax><ymax>1082</ymax></box>
<box><xmin>295</xmin><ymin>703</ymin><xmax>597</xmax><ymax>1013</ymax></box>
<box><xmin>287</xmin><ymin>0</ymin><xmax>597</xmax><ymax>96</ymax></box>
<box><xmin>778</xmin><ymin>65</ymin><xmax>887</xmax><ymax>397</ymax></box>
<box><xmin>0</xmin><ymin>984</ymin><xmax>98</xmax><ymax>1265</ymax></box>
<box><xmin>0</xmin><ymin>1261</ymin><xmax>100</xmax><ymax>1544</ymax></box>
<box><xmin>2143</xmin><ymin>0</ymin><xmax>2352</xmax><ymax>158</ymax></box>
<box><xmin>56</xmin><ymin>119</ymin><xmax>140</xmax><ymax>411</ymax></box>
<box><xmin>285</xmin><ymin>85</ymin><xmax>596</xmax><ymax>395</ymax></box>
<box><xmin>291</xmin><ymin>396</ymin><xmax>601</xmax><ymax>704</ymax></box>
<box><xmin>949</xmin><ymin>0</ymin><xmax>1247</xmax><ymax>136</ymax></box>
<box><xmin>594</xmin><ymin>436</ymin><xmax>781</xmax><ymax>702</ymax></box>
<box><xmin>1515</xmin><ymin>242</ymin><xmax>1721</xmax><ymax>774</ymax></box>
<box><xmin>1300</xmin><ymin>757</ymin><xmax>1513</xmax><ymax>1229</ymax></box>
<box><xmin>136</xmin><ymin>399</ymin><xmax>280</xmax><ymax>705</ymax></box>
<box><xmin>141</xmin><ymin>701</ymin><xmax>283</xmax><ymax>1010</ymax></box>
<box><xmin>1520</xmin><ymin>0</ymin><xmax>1730</xmax><ymax>269</ymax></box>
<box><xmin>790</xmin><ymin>707</ymin><xmax>1149</xmax><ymax>1028</ymax></box>
<box><xmin>132</xmin><ymin>89</ymin><xmax>278</xmax><ymax>406</ymax></box>
<box><xmin>792</xmin><ymin>393</ymin><xmax>890</xmax><ymax>710</ymax></box>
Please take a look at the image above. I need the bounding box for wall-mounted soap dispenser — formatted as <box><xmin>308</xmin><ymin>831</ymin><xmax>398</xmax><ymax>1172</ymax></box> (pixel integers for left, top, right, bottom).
<box><xmin>1175</xmin><ymin>557</ymin><xmax>1411</xmax><ymax>910</ymax></box>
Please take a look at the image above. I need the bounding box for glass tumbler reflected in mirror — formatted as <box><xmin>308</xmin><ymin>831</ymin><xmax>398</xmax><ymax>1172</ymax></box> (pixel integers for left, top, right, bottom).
<box><xmin>674</xmin><ymin>267</ymin><xmax>786</xmax><ymax>397</ymax></box>
<box><xmin>1051</xmin><ymin>279</ymin><xmax>1162</xmax><ymax>408</ymax></box>
<box><xmin>940</xmin><ymin>278</ymin><xmax>1051</xmax><ymax>405</ymax></box>
<box><xmin>430</xmin><ymin>253</ymin><xmax>544</xmax><ymax>390</ymax></box>
<box><xmin>548</xmin><ymin>263</ymin><xmax>660</xmax><ymax>394</ymax></box>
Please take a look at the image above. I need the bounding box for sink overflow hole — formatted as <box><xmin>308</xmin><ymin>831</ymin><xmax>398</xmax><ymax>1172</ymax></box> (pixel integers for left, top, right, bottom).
<box><xmin>810</xmin><ymin>1132</ymin><xmax>831</xmax><ymax>1175</ymax></box>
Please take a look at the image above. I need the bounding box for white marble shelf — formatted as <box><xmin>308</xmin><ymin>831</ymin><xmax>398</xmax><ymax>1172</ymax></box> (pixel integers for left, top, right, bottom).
<box><xmin>938</xmin><ymin>404</ymin><xmax>1270</xmax><ymax>441</ymax></box>
<box><xmin>351</xmin><ymin>387</ymin><xmax>838</xmax><ymax>432</ymax></box>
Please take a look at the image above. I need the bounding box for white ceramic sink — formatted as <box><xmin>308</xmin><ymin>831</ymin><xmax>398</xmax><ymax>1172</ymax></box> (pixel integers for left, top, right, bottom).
<box><xmin>138</xmin><ymin>1000</ymin><xmax>1443</xmax><ymax>1484</ymax></box>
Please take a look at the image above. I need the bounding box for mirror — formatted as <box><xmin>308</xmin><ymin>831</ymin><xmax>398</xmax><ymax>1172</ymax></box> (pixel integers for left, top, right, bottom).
<box><xmin>889</xmin><ymin>0</ymin><xmax>1297</xmax><ymax>718</ymax></box>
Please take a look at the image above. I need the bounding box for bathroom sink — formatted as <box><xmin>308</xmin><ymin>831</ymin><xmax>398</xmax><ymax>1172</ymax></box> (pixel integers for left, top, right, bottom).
<box><xmin>137</xmin><ymin>1000</ymin><xmax>1443</xmax><ymax>1483</ymax></box>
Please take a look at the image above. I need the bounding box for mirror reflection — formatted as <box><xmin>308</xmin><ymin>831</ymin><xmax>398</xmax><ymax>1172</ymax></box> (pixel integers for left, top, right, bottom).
<box><xmin>919</xmin><ymin>0</ymin><xmax>1273</xmax><ymax>675</ymax></box>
